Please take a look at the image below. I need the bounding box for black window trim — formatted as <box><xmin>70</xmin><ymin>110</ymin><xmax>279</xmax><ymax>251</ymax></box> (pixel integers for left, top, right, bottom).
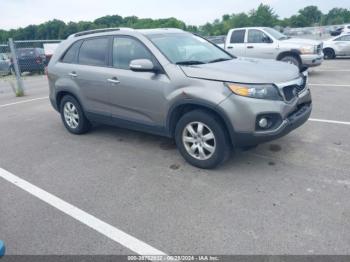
<box><xmin>59</xmin><ymin>40</ymin><xmax>83</xmax><ymax>64</ymax></box>
<box><xmin>230</xmin><ymin>29</ymin><xmax>246</xmax><ymax>44</ymax></box>
<box><xmin>77</xmin><ymin>36</ymin><xmax>111</xmax><ymax>67</ymax></box>
<box><xmin>247</xmin><ymin>29</ymin><xmax>273</xmax><ymax>44</ymax></box>
<box><xmin>111</xmin><ymin>34</ymin><xmax>165</xmax><ymax>73</ymax></box>
<box><xmin>59</xmin><ymin>34</ymin><xmax>166</xmax><ymax>73</ymax></box>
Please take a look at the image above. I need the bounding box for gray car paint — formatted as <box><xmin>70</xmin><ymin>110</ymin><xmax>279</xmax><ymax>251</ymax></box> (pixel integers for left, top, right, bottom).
<box><xmin>181</xmin><ymin>57</ymin><xmax>300</xmax><ymax>83</ymax></box>
<box><xmin>48</xmin><ymin>28</ymin><xmax>312</xmax><ymax>146</ymax></box>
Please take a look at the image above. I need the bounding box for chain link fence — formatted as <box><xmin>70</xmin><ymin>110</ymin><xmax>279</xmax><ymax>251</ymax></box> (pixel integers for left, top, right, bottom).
<box><xmin>0</xmin><ymin>39</ymin><xmax>62</xmax><ymax>96</ymax></box>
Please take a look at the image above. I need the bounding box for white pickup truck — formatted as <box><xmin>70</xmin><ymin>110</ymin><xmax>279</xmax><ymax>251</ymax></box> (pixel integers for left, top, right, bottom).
<box><xmin>224</xmin><ymin>27</ymin><xmax>324</xmax><ymax>70</ymax></box>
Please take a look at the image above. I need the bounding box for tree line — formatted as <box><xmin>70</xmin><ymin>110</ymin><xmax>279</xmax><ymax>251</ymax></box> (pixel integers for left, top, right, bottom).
<box><xmin>1</xmin><ymin>4</ymin><xmax>350</xmax><ymax>42</ymax></box>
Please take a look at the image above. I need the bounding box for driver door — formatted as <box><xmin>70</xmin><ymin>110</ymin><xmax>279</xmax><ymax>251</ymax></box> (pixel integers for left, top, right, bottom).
<box><xmin>245</xmin><ymin>29</ymin><xmax>278</xmax><ymax>59</ymax></box>
<box><xmin>104</xmin><ymin>36</ymin><xmax>170</xmax><ymax>126</ymax></box>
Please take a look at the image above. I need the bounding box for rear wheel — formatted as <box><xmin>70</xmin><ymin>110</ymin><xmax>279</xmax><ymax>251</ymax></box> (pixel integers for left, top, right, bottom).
<box><xmin>175</xmin><ymin>110</ymin><xmax>231</xmax><ymax>169</ymax></box>
<box><xmin>60</xmin><ymin>95</ymin><xmax>91</xmax><ymax>134</ymax></box>
<box><xmin>324</xmin><ymin>48</ymin><xmax>335</xmax><ymax>59</ymax></box>
<box><xmin>280</xmin><ymin>55</ymin><xmax>301</xmax><ymax>70</ymax></box>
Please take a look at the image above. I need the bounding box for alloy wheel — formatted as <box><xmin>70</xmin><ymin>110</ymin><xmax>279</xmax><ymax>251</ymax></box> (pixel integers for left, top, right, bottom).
<box><xmin>63</xmin><ymin>102</ymin><xmax>79</xmax><ymax>129</ymax></box>
<box><xmin>182</xmin><ymin>121</ymin><xmax>216</xmax><ymax>160</ymax></box>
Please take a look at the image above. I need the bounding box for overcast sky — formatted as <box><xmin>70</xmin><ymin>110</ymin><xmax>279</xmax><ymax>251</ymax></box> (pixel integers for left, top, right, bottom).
<box><xmin>1</xmin><ymin>0</ymin><xmax>349</xmax><ymax>30</ymax></box>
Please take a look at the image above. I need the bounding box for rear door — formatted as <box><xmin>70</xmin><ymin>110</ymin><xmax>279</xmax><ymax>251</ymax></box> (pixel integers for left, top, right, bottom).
<box><xmin>226</xmin><ymin>29</ymin><xmax>246</xmax><ymax>57</ymax></box>
<box><xmin>245</xmin><ymin>29</ymin><xmax>278</xmax><ymax>59</ymax></box>
<box><xmin>60</xmin><ymin>37</ymin><xmax>112</xmax><ymax>116</ymax></box>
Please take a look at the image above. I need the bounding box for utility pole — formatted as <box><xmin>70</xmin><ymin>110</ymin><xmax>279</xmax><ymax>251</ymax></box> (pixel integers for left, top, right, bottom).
<box><xmin>8</xmin><ymin>38</ymin><xmax>24</xmax><ymax>96</ymax></box>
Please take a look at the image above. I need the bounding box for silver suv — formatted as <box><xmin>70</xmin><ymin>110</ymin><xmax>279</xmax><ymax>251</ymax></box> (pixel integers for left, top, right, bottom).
<box><xmin>48</xmin><ymin>28</ymin><xmax>312</xmax><ymax>169</ymax></box>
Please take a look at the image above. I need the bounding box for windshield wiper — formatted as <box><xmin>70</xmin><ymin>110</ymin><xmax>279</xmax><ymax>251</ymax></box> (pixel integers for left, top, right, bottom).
<box><xmin>176</xmin><ymin>60</ymin><xmax>206</xmax><ymax>65</ymax></box>
<box><xmin>208</xmin><ymin>58</ymin><xmax>232</xmax><ymax>63</ymax></box>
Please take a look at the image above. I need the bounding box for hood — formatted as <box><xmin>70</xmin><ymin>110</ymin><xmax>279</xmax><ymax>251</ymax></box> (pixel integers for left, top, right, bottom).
<box><xmin>281</xmin><ymin>37</ymin><xmax>322</xmax><ymax>46</ymax></box>
<box><xmin>180</xmin><ymin>57</ymin><xmax>300</xmax><ymax>84</ymax></box>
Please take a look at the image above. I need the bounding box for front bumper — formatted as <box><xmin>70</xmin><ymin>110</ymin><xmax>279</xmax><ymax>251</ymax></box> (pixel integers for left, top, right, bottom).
<box><xmin>301</xmin><ymin>53</ymin><xmax>324</xmax><ymax>67</ymax></box>
<box><xmin>234</xmin><ymin>102</ymin><xmax>312</xmax><ymax>146</ymax></box>
<box><xmin>218</xmin><ymin>82</ymin><xmax>312</xmax><ymax>147</ymax></box>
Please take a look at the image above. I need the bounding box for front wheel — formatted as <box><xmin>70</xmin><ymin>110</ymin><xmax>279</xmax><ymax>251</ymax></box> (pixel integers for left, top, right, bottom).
<box><xmin>324</xmin><ymin>49</ymin><xmax>335</xmax><ymax>59</ymax></box>
<box><xmin>175</xmin><ymin>110</ymin><xmax>231</xmax><ymax>169</ymax></box>
<box><xmin>280</xmin><ymin>55</ymin><xmax>301</xmax><ymax>70</ymax></box>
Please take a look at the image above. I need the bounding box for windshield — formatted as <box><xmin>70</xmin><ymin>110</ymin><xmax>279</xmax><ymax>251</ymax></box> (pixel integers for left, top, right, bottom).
<box><xmin>264</xmin><ymin>28</ymin><xmax>289</xmax><ymax>40</ymax></box>
<box><xmin>147</xmin><ymin>33</ymin><xmax>233</xmax><ymax>65</ymax></box>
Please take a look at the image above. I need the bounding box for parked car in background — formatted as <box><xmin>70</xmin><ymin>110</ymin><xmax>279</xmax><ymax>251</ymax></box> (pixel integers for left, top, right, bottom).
<box><xmin>323</xmin><ymin>34</ymin><xmax>350</xmax><ymax>59</ymax></box>
<box><xmin>330</xmin><ymin>27</ymin><xmax>344</xmax><ymax>36</ymax></box>
<box><xmin>43</xmin><ymin>43</ymin><xmax>59</xmax><ymax>64</ymax></box>
<box><xmin>48</xmin><ymin>28</ymin><xmax>312</xmax><ymax>169</ymax></box>
<box><xmin>16</xmin><ymin>48</ymin><xmax>46</xmax><ymax>74</ymax></box>
<box><xmin>206</xmin><ymin>35</ymin><xmax>226</xmax><ymax>48</ymax></box>
<box><xmin>343</xmin><ymin>24</ymin><xmax>350</xmax><ymax>33</ymax></box>
<box><xmin>0</xmin><ymin>53</ymin><xmax>12</xmax><ymax>75</ymax></box>
<box><xmin>224</xmin><ymin>27</ymin><xmax>324</xmax><ymax>70</ymax></box>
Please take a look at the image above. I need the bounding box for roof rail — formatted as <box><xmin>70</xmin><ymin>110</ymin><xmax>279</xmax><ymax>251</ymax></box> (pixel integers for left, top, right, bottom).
<box><xmin>69</xmin><ymin>27</ymin><xmax>134</xmax><ymax>38</ymax></box>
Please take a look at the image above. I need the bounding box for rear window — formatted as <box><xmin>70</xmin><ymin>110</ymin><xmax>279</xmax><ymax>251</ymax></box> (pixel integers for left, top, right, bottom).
<box><xmin>18</xmin><ymin>49</ymin><xmax>35</xmax><ymax>57</ymax></box>
<box><xmin>230</xmin><ymin>30</ymin><xmax>245</xmax><ymax>44</ymax></box>
<box><xmin>61</xmin><ymin>41</ymin><xmax>82</xmax><ymax>64</ymax></box>
<box><xmin>78</xmin><ymin>37</ymin><xmax>109</xmax><ymax>66</ymax></box>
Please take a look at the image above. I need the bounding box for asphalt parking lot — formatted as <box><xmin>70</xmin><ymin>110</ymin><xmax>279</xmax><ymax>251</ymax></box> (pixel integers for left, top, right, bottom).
<box><xmin>0</xmin><ymin>59</ymin><xmax>349</xmax><ymax>256</ymax></box>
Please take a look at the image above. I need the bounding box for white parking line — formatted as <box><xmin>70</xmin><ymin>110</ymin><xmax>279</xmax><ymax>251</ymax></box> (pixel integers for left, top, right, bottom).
<box><xmin>309</xmin><ymin>118</ymin><xmax>350</xmax><ymax>126</ymax></box>
<box><xmin>309</xmin><ymin>84</ymin><xmax>350</xmax><ymax>87</ymax></box>
<box><xmin>0</xmin><ymin>97</ymin><xmax>48</xmax><ymax>108</ymax></box>
<box><xmin>0</xmin><ymin>167</ymin><xmax>166</xmax><ymax>257</ymax></box>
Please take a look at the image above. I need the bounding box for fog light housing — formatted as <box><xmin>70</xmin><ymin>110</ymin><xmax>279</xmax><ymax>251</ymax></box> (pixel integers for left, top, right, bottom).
<box><xmin>258</xmin><ymin>118</ymin><xmax>268</xmax><ymax>129</ymax></box>
<box><xmin>256</xmin><ymin>114</ymin><xmax>283</xmax><ymax>131</ymax></box>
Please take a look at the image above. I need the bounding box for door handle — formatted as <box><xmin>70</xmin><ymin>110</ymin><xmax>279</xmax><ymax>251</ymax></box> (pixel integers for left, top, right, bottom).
<box><xmin>107</xmin><ymin>77</ymin><xmax>120</xmax><ymax>84</ymax></box>
<box><xmin>69</xmin><ymin>72</ymin><xmax>77</xmax><ymax>77</ymax></box>
<box><xmin>227</xmin><ymin>46</ymin><xmax>233</xmax><ymax>49</ymax></box>
<box><xmin>247</xmin><ymin>46</ymin><xmax>254</xmax><ymax>49</ymax></box>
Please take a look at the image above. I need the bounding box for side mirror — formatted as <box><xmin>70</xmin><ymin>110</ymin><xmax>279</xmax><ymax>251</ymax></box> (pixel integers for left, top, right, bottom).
<box><xmin>129</xmin><ymin>59</ymin><xmax>155</xmax><ymax>72</ymax></box>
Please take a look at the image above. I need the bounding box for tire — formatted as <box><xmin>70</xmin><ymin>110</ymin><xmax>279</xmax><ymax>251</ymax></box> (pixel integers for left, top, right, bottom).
<box><xmin>280</xmin><ymin>55</ymin><xmax>301</xmax><ymax>70</ymax></box>
<box><xmin>324</xmin><ymin>48</ymin><xmax>335</xmax><ymax>59</ymax></box>
<box><xmin>60</xmin><ymin>95</ymin><xmax>91</xmax><ymax>134</ymax></box>
<box><xmin>175</xmin><ymin>109</ymin><xmax>231</xmax><ymax>169</ymax></box>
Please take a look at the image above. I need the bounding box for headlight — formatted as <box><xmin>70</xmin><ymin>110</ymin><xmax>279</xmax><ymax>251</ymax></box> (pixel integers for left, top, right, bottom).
<box><xmin>225</xmin><ymin>83</ymin><xmax>282</xmax><ymax>101</ymax></box>
<box><xmin>299</xmin><ymin>45</ymin><xmax>316</xmax><ymax>54</ymax></box>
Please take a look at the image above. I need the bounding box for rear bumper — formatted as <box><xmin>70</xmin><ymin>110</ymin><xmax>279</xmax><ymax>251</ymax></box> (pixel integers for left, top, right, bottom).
<box><xmin>301</xmin><ymin>53</ymin><xmax>324</xmax><ymax>67</ymax></box>
<box><xmin>18</xmin><ymin>63</ymin><xmax>45</xmax><ymax>72</ymax></box>
<box><xmin>234</xmin><ymin>102</ymin><xmax>312</xmax><ymax>146</ymax></box>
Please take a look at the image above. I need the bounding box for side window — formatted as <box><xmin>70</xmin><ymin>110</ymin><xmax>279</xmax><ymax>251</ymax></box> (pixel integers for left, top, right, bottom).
<box><xmin>78</xmin><ymin>37</ymin><xmax>109</xmax><ymax>66</ymax></box>
<box><xmin>248</xmin><ymin>29</ymin><xmax>270</xmax><ymax>43</ymax></box>
<box><xmin>61</xmin><ymin>41</ymin><xmax>82</xmax><ymax>64</ymax></box>
<box><xmin>113</xmin><ymin>37</ymin><xmax>153</xmax><ymax>70</ymax></box>
<box><xmin>230</xmin><ymin>30</ymin><xmax>245</xmax><ymax>44</ymax></box>
<box><xmin>336</xmin><ymin>35</ymin><xmax>350</xmax><ymax>41</ymax></box>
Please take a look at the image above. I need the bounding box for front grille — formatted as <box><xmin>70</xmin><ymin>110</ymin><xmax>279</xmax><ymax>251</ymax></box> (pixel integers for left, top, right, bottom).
<box><xmin>283</xmin><ymin>75</ymin><xmax>307</xmax><ymax>102</ymax></box>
